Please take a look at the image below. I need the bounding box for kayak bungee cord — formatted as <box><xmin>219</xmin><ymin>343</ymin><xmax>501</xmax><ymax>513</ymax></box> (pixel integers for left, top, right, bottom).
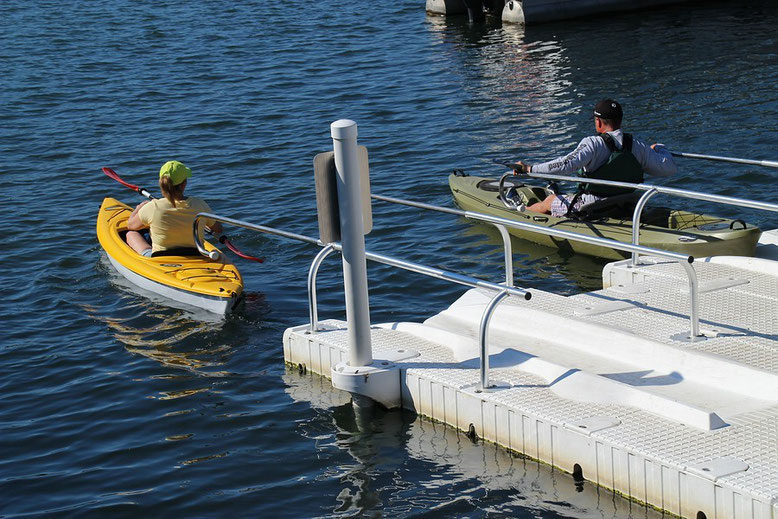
<box><xmin>102</xmin><ymin>167</ymin><xmax>264</xmax><ymax>263</ymax></box>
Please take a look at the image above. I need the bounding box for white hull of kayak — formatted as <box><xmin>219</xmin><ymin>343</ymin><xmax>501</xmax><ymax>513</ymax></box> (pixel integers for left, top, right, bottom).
<box><xmin>106</xmin><ymin>254</ymin><xmax>238</xmax><ymax>316</ymax></box>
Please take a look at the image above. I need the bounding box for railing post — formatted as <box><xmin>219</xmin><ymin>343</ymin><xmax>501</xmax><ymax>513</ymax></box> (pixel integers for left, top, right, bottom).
<box><xmin>308</xmin><ymin>244</ymin><xmax>335</xmax><ymax>333</ymax></box>
<box><xmin>479</xmin><ymin>290</ymin><xmax>510</xmax><ymax>390</ymax></box>
<box><xmin>679</xmin><ymin>260</ymin><xmax>701</xmax><ymax>341</ymax></box>
<box><xmin>331</xmin><ymin>119</ymin><xmax>373</xmax><ymax>367</ymax></box>
<box><xmin>494</xmin><ymin>224</ymin><xmax>514</xmax><ymax>287</ymax></box>
<box><xmin>631</xmin><ymin>187</ymin><xmax>658</xmax><ymax>266</ymax></box>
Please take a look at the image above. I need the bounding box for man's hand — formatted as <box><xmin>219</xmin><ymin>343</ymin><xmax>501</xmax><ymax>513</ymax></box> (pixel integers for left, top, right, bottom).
<box><xmin>512</xmin><ymin>161</ymin><xmax>531</xmax><ymax>174</ymax></box>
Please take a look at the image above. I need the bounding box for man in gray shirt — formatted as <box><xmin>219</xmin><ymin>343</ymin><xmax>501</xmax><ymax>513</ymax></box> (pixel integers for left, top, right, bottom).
<box><xmin>513</xmin><ymin>99</ymin><xmax>677</xmax><ymax>217</ymax></box>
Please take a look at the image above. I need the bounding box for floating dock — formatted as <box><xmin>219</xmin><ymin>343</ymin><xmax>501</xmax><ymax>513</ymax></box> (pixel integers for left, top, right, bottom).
<box><xmin>218</xmin><ymin>118</ymin><xmax>778</xmax><ymax>517</ymax></box>
<box><xmin>284</xmin><ymin>251</ymin><xmax>778</xmax><ymax>517</ymax></box>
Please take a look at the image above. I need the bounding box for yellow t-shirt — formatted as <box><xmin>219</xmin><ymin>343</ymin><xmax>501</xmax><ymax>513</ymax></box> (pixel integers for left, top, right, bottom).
<box><xmin>137</xmin><ymin>197</ymin><xmax>215</xmax><ymax>253</ymax></box>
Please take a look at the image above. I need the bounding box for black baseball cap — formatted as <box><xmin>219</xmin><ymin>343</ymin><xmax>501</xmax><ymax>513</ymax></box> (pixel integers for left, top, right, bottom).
<box><xmin>594</xmin><ymin>99</ymin><xmax>623</xmax><ymax>120</ymax></box>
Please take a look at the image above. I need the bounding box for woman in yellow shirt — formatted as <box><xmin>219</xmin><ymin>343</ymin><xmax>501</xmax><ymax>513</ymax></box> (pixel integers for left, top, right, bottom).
<box><xmin>126</xmin><ymin>161</ymin><xmax>222</xmax><ymax>256</ymax></box>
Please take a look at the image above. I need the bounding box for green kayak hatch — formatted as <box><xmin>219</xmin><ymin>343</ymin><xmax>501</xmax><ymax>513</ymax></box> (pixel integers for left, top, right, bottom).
<box><xmin>449</xmin><ymin>173</ymin><xmax>762</xmax><ymax>261</ymax></box>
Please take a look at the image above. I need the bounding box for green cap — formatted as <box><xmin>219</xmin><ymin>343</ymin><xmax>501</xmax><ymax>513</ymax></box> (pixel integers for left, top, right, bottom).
<box><xmin>159</xmin><ymin>160</ymin><xmax>191</xmax><ymax>186</ymax></box>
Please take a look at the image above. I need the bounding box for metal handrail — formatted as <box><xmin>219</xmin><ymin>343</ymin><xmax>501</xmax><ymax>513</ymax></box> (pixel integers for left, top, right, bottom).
<box><xmin>308</xmin><ymin>244</ymin><xmax>336</xmax><ymax>333</ymax></box>
<box><xmin>479</xmin><ymin>290</ymin><xmax>510</xmax><ymax>390</ymax></box>
<box><xmin>309</xmin><ymin>241</ymin><xmax>531</xmax><ymax>332</ymax></box>
<box><xmin>495</xmin><ymin>224</ymin><xmax>514</xmax><ymax>287</ymax></box>
<box><xmin>193</xmin><ymin>212</ymin><xmax>532</xmax><ymax>390</ymax></box>
<box><xmin>193</xmin><ymin>213</ymin><xmax>321</xmax><ymax>250</ymax></box>
<box><xmin>371</xmin><ymin>193</ymin><xmax>701</xmax><ymax>340</ymax></box>
<box><xmin>631</xmin><ymin>187</ymin><xmax>657</xmax><ymax>266</ymax></box>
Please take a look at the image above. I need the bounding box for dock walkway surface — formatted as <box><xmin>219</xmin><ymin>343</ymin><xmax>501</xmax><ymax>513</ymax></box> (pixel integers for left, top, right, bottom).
<box><xmin>283</xmin><ymin>255</ymin><xmax>778</xmax><ymax>517</ymax></box>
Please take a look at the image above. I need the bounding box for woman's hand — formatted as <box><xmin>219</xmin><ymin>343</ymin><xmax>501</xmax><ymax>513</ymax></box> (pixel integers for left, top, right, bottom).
<box><xmin>205</xmin><ymin>221</ymin><xmax>223</xmax><ymax>238</ymax></box>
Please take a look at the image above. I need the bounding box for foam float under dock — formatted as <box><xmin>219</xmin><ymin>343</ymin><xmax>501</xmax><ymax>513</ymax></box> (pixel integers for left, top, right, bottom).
<box><xmin>283</xmin><ymin>255</ymin><xmax>778</xmax><ymax>517</ymax></box>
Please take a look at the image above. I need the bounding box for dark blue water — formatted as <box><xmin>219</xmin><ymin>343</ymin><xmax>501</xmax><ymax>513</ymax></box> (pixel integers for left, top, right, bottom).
<box><xmin>2</xmin><ymin>0</ymin><xmax>777</xmax><ymax>516</ymax></box>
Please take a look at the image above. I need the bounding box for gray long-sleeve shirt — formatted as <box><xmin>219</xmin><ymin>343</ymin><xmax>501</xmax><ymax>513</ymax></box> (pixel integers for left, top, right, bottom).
<box><xmin>531</xmin><ymin>129</ymin><xmax>677</xmax><ymax>177</ymax></box>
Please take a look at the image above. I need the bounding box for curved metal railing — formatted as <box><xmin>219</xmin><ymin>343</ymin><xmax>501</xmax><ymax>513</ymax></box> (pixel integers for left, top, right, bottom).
<box><xmin>370</xmin><ymin>194</ymin><xmax>701</xmax><ymax>340</ymax></box>
<box><xmin>193</xmin><ymin>213</ymin><xmax>531</xmax><ymax>391</ymax></box>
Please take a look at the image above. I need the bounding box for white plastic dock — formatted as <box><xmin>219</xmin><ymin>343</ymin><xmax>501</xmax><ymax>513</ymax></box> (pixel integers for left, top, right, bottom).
<box><xmin>284</xmin><ymin>252</ymin><xmax>778</xmax><ymax>517</ymax></box>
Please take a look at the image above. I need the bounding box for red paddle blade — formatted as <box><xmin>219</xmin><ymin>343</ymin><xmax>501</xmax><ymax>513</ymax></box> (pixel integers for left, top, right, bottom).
<box><xmin>102</xmin><ymin>167</ymin><xmax>140</xmax><ymax>191</ymax></box>
<box><xmin>221</xmin><ymin>236</ymin><xmax>264</xmax><ymax>263</ymax></box>
<box><xmin>102</xmin><ymin>167</ymin><xmax>154</xmax><ymax>200</ymax></box>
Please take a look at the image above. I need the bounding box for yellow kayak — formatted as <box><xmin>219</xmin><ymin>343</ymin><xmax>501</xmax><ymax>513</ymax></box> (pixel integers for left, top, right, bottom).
<box><xmin>96</xmin><ymin>197</ymin><xmax>243</xmax><ymax>315</ymax></box>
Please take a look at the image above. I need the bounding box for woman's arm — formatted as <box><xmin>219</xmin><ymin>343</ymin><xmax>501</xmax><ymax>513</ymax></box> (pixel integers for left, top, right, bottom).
<box><xmin>127</xmin><ymin>200</ymin><xmax>150</xmax><ymax>231</ymax></box>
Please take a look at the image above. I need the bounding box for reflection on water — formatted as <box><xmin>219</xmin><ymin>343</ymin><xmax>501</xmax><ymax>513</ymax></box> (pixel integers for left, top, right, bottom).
<box><xmin>86</xmin><ymin>254</ymin><xmax>274</xmax><ymax>378</ymax></box>
<box><xmin>84</xmin><ymin>260</ymin><xmax>238</xmax><ymax>377</ymax></box>
<box><xmin>425</xmin><ymin>14</ymin><xmax>583</xmax><ymax>162</ymax></box>
<box><xmin>455</xmin><ymin>219</ymin><xmax>606</xmax><ymax>293</ymax></box>
<box><xmin>283</xmin><ymin>369</ymin><xmax>661</xmax><ymax>518</ymax></box>
<box><xmin>87</xmin><ymin>306</ymin><xmax>231</xmax><ymax>375</ymax></box>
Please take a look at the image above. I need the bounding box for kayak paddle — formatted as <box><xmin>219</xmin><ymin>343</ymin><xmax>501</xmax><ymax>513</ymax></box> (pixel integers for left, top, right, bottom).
<box><xmin>496</xmin><ymin>152</ymin><xmax>778</xmax><ymax>170</ymax></box>
<box><xmin>219</xmin><ymin>235</ymin><xmax>264</xmax><ymax>263</ymax></box>
<box><xmin>102</xmin><ymin>167</ymin><xmax>264</xmax><ymax>263</ymax></box>
<box><xmin>102</xmin><ymin>167</ymin><xmax>156</xmax><ymax>199</ymax></box>
<box><xmin>670</xmin><ymin>151</ymin><xmax>778</xmax><ymax>169</ymax></box>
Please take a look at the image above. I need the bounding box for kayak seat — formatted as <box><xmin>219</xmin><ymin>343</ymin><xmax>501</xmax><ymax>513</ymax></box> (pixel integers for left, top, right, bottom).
<box><xmin>573</xmin><ymin>192</ymin><xmax>640</xmax><ymax>220</ymax></box>
<box><xmin>117</xmin><ymin>231</ymin><xmax>204</xmax><ymax>257</ymax></box>
<box><xmin>574</xmin><ymin>194</ymin><xmax>673</xmax><ymax>227</ymax></box>
<box><xmin>151</xmin><ymin>247</ymin><xmax>203</xmax><ymax>257</ymax></box>
<box><xmin>642</xmin><ymin>207</ymin><xmax>673</xmax><ymax>228</ymax></box>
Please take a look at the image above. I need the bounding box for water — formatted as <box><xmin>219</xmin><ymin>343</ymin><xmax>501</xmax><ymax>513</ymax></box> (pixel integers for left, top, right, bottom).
<box><xmin>2</xmin><ymin>0</ymin><xmax>777</xmax><ymax>516</ymax></box>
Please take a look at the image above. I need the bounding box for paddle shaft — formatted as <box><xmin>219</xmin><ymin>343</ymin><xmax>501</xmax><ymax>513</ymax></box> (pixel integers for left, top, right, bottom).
<box><xmin>499</xmin><ymin>153</ymin><xmax>778</xmax><ymax>171</ymax></box>
<box><xmin>671</xmin><ymin>151</ymin><xmax>778</xmax><ymax>169</ymax></box>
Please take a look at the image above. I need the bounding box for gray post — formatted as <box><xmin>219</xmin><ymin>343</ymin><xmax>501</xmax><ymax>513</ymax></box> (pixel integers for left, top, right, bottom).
<box><xmin>331</xmin><ymin>119</ymin><xmax>373</xmax><ymax>367</ymax></box>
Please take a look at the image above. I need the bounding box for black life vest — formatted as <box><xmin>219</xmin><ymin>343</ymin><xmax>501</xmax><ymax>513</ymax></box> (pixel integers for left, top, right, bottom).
<box><xmin>581</xmin><ymin>133</ymin><xmax>643</xmax><ymax>197</ymax></box>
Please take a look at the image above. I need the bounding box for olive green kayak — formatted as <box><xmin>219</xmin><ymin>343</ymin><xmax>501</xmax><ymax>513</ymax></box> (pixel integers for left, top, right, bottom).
<box><xmin>449</xmin><ymin>173</ymin><xmax>762</xmax><ymax>260</ymax></box>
